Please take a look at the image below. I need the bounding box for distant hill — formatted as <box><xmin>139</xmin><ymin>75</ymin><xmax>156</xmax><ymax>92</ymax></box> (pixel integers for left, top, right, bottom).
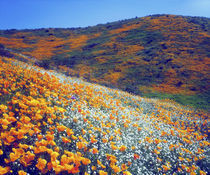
<box><xmin>0</xmin><ymin>14</ymin><xmax>209</xmax><ymax>109</ymax></box>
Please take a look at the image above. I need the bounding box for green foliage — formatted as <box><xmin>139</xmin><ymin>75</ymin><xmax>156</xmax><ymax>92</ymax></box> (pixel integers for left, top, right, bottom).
<box><xmin>143</xmin><ymin>91</ymin><xmax>210</xmax><ymax>111</ymax></box>
<box><xmin>120</xmin><ymin>28</ymin><xmax>162</xmax><ymax>46</ymax></box>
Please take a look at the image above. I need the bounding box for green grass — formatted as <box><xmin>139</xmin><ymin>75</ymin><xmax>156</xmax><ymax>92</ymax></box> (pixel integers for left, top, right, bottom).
<box><xmin>143</xmin><ymin>91</ymin><xmax>210</xmax><ymax>111</ymax></box>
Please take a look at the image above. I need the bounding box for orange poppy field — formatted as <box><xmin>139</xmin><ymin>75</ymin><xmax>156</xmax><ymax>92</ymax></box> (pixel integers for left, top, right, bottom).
<box><xmin>0</xmin><ymin>57</ymin><xmax>209</xmax><ymax>175</ymax></box>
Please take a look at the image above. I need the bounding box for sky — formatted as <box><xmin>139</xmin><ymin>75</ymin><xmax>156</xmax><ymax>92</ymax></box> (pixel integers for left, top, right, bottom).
<box><xmin>0</xmin><ymin>0</ymin><xmax>210</xmax><ymax>30</ymax></box>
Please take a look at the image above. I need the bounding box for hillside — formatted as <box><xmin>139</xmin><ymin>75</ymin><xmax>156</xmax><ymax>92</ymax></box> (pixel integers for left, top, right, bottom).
<box><xmin>0</xmin><ymin>14</ymin><xmax>209</xmax><ymax>109</ymax></box>
<box><xmin>0</xmin><ymin>56</ymin><xmax>209</xmax><ymax>175</ymax></box>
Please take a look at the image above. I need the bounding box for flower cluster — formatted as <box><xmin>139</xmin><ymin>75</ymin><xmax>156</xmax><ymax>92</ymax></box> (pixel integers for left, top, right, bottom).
<box><xmin>0</xmin><ymin>57</ymin><xmax>209</xmax><ymax>175</ymax></box>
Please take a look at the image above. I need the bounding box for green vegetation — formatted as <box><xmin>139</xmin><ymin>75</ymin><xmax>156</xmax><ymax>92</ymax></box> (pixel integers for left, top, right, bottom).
<box><xmin>143</xmin><ymin>91</ymin><xmax>210</xmax><ymax>111</ymax></box>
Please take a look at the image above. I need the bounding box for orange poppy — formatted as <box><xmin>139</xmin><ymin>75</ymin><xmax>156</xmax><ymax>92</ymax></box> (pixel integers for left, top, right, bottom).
<box><xmin>57</xmin><ymin>125</ymin><xmax>66</xmax><ymax>132</ymax></box>
<box><xmin>162</xmin><ymin>165</ymin><xmax>170</xmax><ymax>171</ymax></box>
<box><xmin>36</xmin><ymin>158</ymin><xmax>47</xmax><ymax>171</ymax></box>
<box><xmin>0</xmin><ymin>166</ymin><xmax>10</xmax><ymax>175</ymax></box>
<box><xmin>92</xmin><ymin>148</ymin><xmax>99</xmax><ymax>154</ymax></box>
<box><xmin>18</xmin><ymin>170</ymin><xmax>27</xmax><ymax>175</ymax></box>
<box><xmin>99</xmin><ymin>170</ymin><xmax>108</xmax><ymax>175</ymax></box>
<box><xmin>82</xmin><ymin>157</ymin><xmax>91</xmax><ymax>165</ymax></box>
<box><xmin>121</xmin><ymin>164</ymin><xmax>128</xmax><ymax>171</ymax></box>
<box><xmin>119</xmin><ymin>145</ymin><xmax>127</xmax><ymax>152</ymax></box>
<box><xmin>134</xmin><ymin>153</ymin><xmax>140</xmax><ymax>160</ymax></box>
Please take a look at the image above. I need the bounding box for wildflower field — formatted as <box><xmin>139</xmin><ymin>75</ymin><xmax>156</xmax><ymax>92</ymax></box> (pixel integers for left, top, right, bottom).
<box><xmin>0</xmin><ymin>57</ymin><xmax>209</xmax><ymax>175</ymax></box>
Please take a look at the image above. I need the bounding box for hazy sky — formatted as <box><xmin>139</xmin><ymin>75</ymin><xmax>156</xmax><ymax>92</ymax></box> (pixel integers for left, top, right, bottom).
<box><xmin>0</xmin><ymin>0</ymin><xmax>210</xmax><ymax>29</ymax></box>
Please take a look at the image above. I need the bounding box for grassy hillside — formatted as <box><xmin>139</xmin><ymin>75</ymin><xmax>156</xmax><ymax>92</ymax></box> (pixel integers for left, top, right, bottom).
<box><xmin>0</xmin><ymin>14</ymin><xmax>209</xmax><ymax>109</ymax></box>
<box><xmin>0</xmin><ymin>56</ymin><xmax>209</xmax><ymax>175</ymax></box>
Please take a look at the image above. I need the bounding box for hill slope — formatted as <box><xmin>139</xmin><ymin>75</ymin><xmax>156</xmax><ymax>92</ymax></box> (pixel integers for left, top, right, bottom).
<box><xmin>0</xmin><ymin>57</ymin><xmax>209</xmax><ymax>175</ymax></box>
<box><xmin>0</xmin><ymin>14</ymin><xmax>209</xmax><ymax>109</ymax></box>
